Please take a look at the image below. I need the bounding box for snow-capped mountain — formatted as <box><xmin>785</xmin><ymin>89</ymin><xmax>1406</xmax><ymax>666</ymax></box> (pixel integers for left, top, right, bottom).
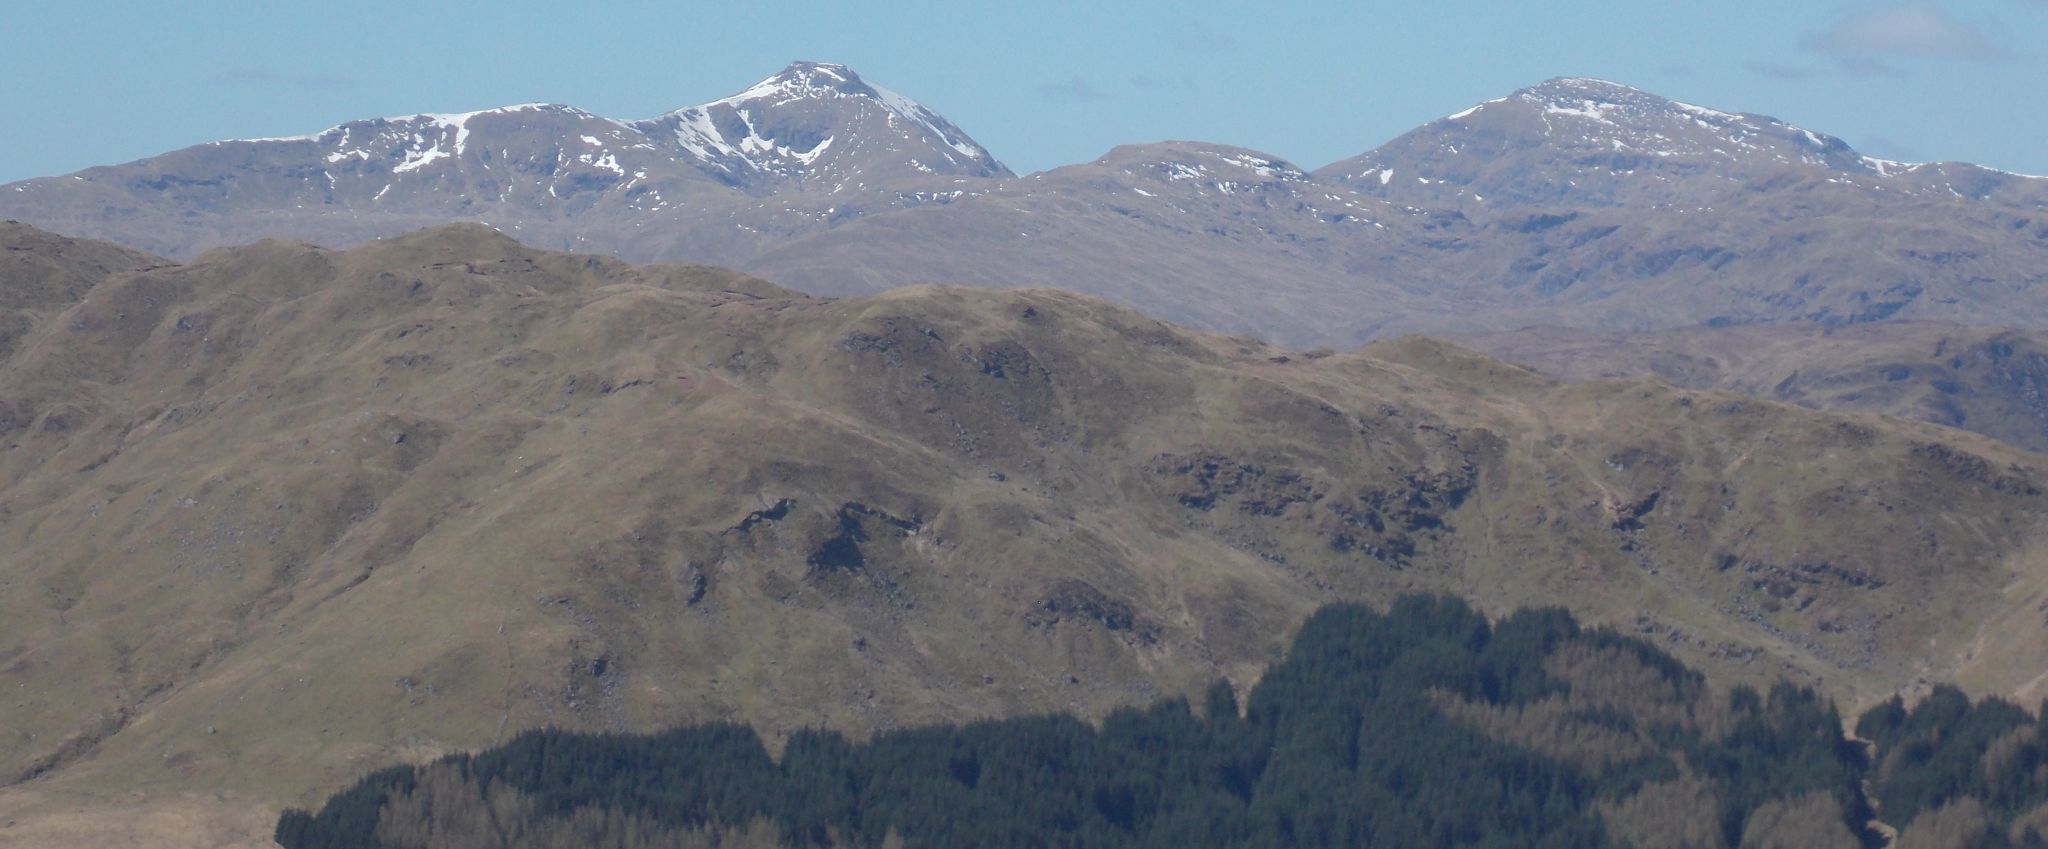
<box><xmin>1317</xmin><ymin>77</ymin><xmax>2047</xmax><ymax>210</ymax></box>
<box><xmin>215</xmin><ymin>102</ymin><xmax>724</xmax><ymax>212</ymax></box>
<box><xmin>232</xmin><ymin>60</ymin><xmax>1006</xmax><ymax>195</ymax></box>
<box><xmin>632</xmin><ymin>61</ymin><xmax>1007</xmax><ymax>189</ymax></box>
<box><xmin>0</xmin><ymin>62</ymin><xmax>1007</xmax><ymax>258</ymax></box>
<box><xmin>4</xmin><ymin>70</ymin><xmax>2047</xmax><ymax>348</ymax></box>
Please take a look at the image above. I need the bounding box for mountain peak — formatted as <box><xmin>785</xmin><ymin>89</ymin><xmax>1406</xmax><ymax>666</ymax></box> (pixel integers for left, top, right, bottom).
<box><xmin>782</xmin><ymin>59</ymin><xmax>856</xmax><ymax>76</ymax></box>
<box><xmin>715</xmin><ymin>61</ymin><xmax>880</xmax><ymax>107</ymax></box>
<box><xmin>641</xmin><ymin>61</ymin><xmax>1009</xmax><ymax>185</ymax></box>
<box><xmin>1093</xmin><ymin>142</ymin><xmax>1310</xmax><ymax>183</ymax></box>
<box><xmin>1505</xmin><ymin>77</ymin><xmax>1749</xmax><ymax>128</ymax></box>
<box><xmin>1430</xmin><ymin>77</ymin><xmax>1738</xmax><ymax>131</ymax></box>
<box><xmin>1319</xmin><ymin>77</ymin><xmax>1881</xmax><ymax>208</ymax></box>
<box><xmin>1524</xmin><ymin>76</ymin><xmax>1648</xmax><ymax>98</ymax></box>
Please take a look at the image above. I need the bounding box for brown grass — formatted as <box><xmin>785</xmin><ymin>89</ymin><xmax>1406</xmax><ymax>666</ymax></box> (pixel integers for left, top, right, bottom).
<box><xmin>4</xmin><ymin>224</ymin><xmax>2048</xmax><ymax>844</ymax></box>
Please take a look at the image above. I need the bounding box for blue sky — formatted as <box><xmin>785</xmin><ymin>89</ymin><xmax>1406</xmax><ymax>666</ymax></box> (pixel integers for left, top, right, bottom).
<box><xmin>2</xmin><ymin>0</ymin><xmax>2043</xmax><ymax>183</ymax></box>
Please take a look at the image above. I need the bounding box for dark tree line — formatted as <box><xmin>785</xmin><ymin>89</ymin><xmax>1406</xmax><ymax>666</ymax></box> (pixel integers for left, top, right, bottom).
<box><xmin>1859</xmin><ymin>686</ymin><xmax>2048</xmax><ymax>847</ymax></box>
<box><xmin>277</xmin><ymin>596</ymin><xmax>1896</xmax><ymax>849</ymax></box>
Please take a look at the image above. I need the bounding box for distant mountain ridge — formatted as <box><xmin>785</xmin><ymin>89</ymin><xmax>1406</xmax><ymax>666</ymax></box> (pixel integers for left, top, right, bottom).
<box><xmin>4</xmin><ymin>67</ymin><xmax>2046</xmax><ymax>347</ymax></box>
<box><xmin>1322</xmin><ymin>76</ymin><xmax>1878</xmax><ymax>208</ymax></box>
<box><xmin>0</xmin><ymin>61</ymin><xmax>1007</xmax><ymax>261</ymax></box>
<box><xmin>240</xmin><ymin>60</ymin><xmax>1007</xmax><ymax>195</ymax></box>
<box><xmin>1318</xmin><ymin>76</ymin><xmax>2048</xmax><ymax>210</ymax></box>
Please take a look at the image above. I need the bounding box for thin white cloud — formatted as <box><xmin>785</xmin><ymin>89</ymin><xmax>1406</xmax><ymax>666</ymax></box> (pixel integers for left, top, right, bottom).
<box><xmin>1130</xmin><ymin>72</ymin><xmax>1197</xmax><ymax>91</ymax></box>
<box><xmin>1744</xmin><ymin>61</ymin><xmax>1824</xmax><ymax>80</ymax></box>
<box><xmin>208</xmin><ymin>69</ymin><xmax>359</xmax><ymax>89</ymax></box>
<box><xmin>1839</xmin><ymin>56</ymin><xmax>1908</xmax><ymax>77</ymax></box>
<box><xmin>1801</xmin><ymin>4</ymin><xmax>2006</xmax><ymax>60</ymax></box>
<box><xmin>1167</xmin><ymin>18</ymin><xmax>1236</xmax><ymax>52</ymax></box>
<box><xmin>1037</xmin><ymin>77</ymin><xmax>1108</xmax><ymax>102</ymax></box>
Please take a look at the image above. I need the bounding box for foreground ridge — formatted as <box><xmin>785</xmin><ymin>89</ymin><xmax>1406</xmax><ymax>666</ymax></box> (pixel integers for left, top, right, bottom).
<box><xmin>5</xmin><ymin>223</ymin><xmax>2048</xmax><ymax>846</ymax></box>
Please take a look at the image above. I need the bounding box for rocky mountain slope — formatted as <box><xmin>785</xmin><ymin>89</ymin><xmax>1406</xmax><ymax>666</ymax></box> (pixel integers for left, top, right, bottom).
<box><xmin>7</xmin><ymin>223</ymin><xmax>2048</xmax><ymax>845</ymax></box>
<box><xmin>5</xmin><ymin>71</ymin><xmax>2046</xmax><ymax>349</ymax></box>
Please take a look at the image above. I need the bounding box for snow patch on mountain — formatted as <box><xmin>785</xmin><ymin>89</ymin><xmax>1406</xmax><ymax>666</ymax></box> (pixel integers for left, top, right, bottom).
<box><xmin>670</xmin><ymin>109</ymin><xmax>743</xmax><ymax>167</ymax></box>
<box><xmin>1444</xmin><ymin>99</ymin><xmax>1504</xmax><ymax>121</ymax></box>
<box><xmin>869</xmin><ymin>82</ymin><xmax>987</xmax><ymax>165</ymax></box>
<box><xmin>1544</xmin><ymin>100</ymin><xmax>1618</xmax><ymax>126</ymax></box>
<box><xmin>639</xmin><ymin>62</ymin><xmax>1002</xmax><ymax>179</ymax></box>
<box><xmin>1222</xmin><ymin>152</ymin><xmax>1307</xmax><ymax>181</ymax></box>
<box><xmin>1323</xmin><ymin>76</ymin><xmax>2048</xmax><ymax>211</ymax></box>
<box><xmin>202</xmin><ymin>62</ymin><xmax>1005</xmax><ymax>191</ymax></box>
<box><xmin>1509</xmin><ymin>78</ymin><xmax>1880</xmax><ymax>172</ymax></box>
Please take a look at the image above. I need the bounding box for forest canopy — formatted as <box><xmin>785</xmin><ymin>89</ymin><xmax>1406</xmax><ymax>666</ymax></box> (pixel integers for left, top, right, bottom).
<box><xmin>277</xmin><ymin>596</ymin><xmax>2048</xmax><ymax>849</ymax></box>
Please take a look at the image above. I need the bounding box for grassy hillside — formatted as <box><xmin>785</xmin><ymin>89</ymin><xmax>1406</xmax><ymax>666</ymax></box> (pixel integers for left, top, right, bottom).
<box><xmin>3</xmin><ymin>223</ymin><xmax>2048</xmax><ymax>844</ymax></box>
